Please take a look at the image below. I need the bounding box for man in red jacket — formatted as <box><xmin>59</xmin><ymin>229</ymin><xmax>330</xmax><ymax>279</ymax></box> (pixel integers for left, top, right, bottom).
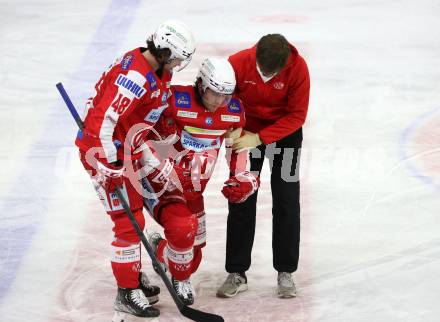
<box><xmin>217</xmin><ymin>34</ymin><xmax>310</xmax><ymax>298</ymax></box>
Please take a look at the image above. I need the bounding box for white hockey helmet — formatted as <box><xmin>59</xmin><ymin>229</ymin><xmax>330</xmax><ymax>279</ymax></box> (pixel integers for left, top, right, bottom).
<box><xmin>152</xmin><ymin>20</ymin><xmax>195</xmax><ymax>69</ymax></box>
<box><xmin>197</xmin><ymin>57</ymin><xmax>236</xmax><ymax>95</ymax></box>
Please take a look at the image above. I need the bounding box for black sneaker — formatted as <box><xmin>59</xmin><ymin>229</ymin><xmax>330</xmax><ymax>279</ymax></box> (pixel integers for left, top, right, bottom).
<box><xmin>113</xmin><ymin>287</ymin><xmax>160</xmax><ymax>318</ymax></box>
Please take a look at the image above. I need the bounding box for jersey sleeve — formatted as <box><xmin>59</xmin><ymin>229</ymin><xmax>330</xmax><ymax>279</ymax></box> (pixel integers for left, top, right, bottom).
<box><xmin>225</xmin><ymin>145</ymin><xmax>250</xmax><ymax>176</ymax></box>
<box><xmin>224</xmin><ymin>126</ymin><xmax>250</xmax><ymax>176</ymax></box>
<box><xmin>95</xmin><ymin>69</ymin><xmax>149</xmax><ymax>163</ymax></box>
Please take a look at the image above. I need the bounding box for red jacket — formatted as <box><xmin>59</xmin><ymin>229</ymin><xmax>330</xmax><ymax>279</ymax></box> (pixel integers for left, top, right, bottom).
<box><xmin>228</xmin><ymin>44</ymin><xmax>310</xmax><ymax>144</ymax></box>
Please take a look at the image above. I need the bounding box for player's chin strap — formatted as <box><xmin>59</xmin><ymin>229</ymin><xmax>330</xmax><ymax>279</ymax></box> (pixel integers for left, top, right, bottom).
<box><xmin>56</xmin><ymin>82</ymin><xmax>224</xmax><ymax>322</ymax></box>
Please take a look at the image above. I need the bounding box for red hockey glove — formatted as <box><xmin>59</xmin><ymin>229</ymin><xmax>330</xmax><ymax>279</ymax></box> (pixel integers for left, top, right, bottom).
<box><xmin>221</xmin><ymin>171</ymin><xmax>260</xmax><ymax>203</ymax></box>
<box><xmin>95</xmin><ymin>160</ymin><xmax>124</xmax><ymax>191</ymax></box>
<box><xmin>172</xmin><ymin>163</ymin><xmax>200</xmax><ymax>201</ymax></box>
<box><xmin>145</xmin><ymin>158</ymin><xmax>195</xmax><ymax>194</ymax></box>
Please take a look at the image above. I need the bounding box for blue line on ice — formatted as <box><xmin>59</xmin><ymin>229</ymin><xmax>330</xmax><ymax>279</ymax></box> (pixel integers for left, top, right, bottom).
<box><xmin>0</xmin><ymin>0</ymin><xmax>141</xmax><ymax>303</ymax></box>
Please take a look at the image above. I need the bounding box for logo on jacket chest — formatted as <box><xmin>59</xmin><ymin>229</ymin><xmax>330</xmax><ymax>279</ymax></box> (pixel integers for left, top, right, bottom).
<box><xmin>273</xmin><ymin>82</ymin><xmax>285</xmax><ymax>89</ymax></box>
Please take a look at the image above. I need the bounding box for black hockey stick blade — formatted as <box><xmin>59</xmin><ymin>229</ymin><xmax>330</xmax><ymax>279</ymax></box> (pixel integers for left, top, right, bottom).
<box><xmin>181</xmin><ymin>305</ymin><xmax>225</xmax><ymax>322</ymax></box>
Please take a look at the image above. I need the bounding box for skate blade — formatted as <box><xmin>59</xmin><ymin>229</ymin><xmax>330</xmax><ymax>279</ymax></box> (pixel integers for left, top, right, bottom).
<box><xmin>112</xmin><ymin>310</ymin><xmax>160</xmax><ymax>322</ymax></box>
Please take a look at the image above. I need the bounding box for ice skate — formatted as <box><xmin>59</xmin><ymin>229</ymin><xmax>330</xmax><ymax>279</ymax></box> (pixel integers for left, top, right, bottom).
<box><xmin>172</xmin><ymin>276</ymin><xmax>195</xmax><ymax>305</ymax></box>
<box><xmin>277</xmin><ymin>272</ymin><xmax>297</xmax><ymax>298</ymax></box>
<box><xmin>113</xmin><ymin>287</ymin><xmax>160</xmax><ymax>320</ymax></box>
<box><xmin>138</xmin><ymin>271</ymin><xmax>160</xmax><ymax>304</ymax></box>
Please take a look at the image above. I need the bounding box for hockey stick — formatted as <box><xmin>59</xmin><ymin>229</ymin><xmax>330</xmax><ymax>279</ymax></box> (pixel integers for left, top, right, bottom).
<box><xmin>56</xmin><ymin>82</ymin><xmax>224</xmax><ymax>322</ymax></box>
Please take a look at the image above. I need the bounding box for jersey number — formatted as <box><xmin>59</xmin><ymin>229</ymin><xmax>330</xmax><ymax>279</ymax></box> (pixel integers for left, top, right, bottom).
<box><xmin>111</xmin><ymin>94</ymin><xmax>131</xmax><ymax>114</ymax></box>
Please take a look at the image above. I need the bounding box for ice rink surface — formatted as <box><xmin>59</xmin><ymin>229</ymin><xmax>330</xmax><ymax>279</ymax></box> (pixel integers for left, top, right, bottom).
<box><xmin>1</xmin><ymin>0</ymin><xmax>440</xmax><ymax>321</ymax></box>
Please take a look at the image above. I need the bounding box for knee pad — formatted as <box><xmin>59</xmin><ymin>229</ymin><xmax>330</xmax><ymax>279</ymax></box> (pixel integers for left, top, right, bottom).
<box><xmin>160</xmin><ymin>203</ymin><xmax>197</xmax><ymax>250</ymax></box>
<box><xmin>186</xmin><ymin>196</ymin><xmax>206</xmax><ymax>248</ymax></box>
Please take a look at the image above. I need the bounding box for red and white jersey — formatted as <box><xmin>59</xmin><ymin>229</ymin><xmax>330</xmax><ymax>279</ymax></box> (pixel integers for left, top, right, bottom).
<box><xmin>160</xmin><ymin>85</ymin><xmax>247</xmax><ymax>192</ymax></box>
<box><xmin>75</xmin><ymin>47</ymin><xmax>172</xmax><ymax>164</ymax></box>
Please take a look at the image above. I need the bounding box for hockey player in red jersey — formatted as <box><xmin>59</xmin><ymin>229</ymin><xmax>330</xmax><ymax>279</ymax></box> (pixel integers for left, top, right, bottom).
<box><xmin>143</xmin><ymin>57</ymin><xmax>260</xmax><ymax>305</ymax></box>
<box><xmin>75</xmin><ymin>20</ymin><xmax>195</xmax><ymax>319</ymax></box>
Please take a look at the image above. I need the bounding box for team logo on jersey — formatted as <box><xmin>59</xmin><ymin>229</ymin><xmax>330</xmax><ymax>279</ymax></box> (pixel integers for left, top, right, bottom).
<box><xmin>274</xmin><ymin>82</ymin><xmax>284</xmax><ymax>89</ymax></box>
<box><xmin>174</xmin><ymin>91</ymin><xmax>191</xmax><ymax>108</ymax></box>
<box><xmin>181</xmin><ymin>130</ymin><xmax>221</xmax><ymax>152</ymax></box>
<box><xmin>205</xmin><ymin>117</ymin><xmax>213</xmax><ymax>125</ymax></box>
<box><xmin>146</xmin><ymin>72</ymin><xmax>158</xmax><ymax>90</ymax></box>
<box><xmin>115</xmin><ymin>74</ymin><xmax>146</xmax><ymax>98</ymax></box>
<box><xmin>113</xmin><ymin>140</ymin><xmax>122</xmax><ymax>150</ymax></box>
<box><xmin>144</xmin><ymin>105</ymin><xmax>167</xmax><ymax>123</ymax></box>
<box><xmin>121</xmin><ymin>54</ymin><xmax>133</xmax><ymax>70</ymax></box>
<box><xmin>177</xmin><ymin>110</ymin><xmax>198</xmax><ymax>119</ymax></box>
<box><xmin>150</xmin><ymin>89</ymin><xmax>161</xmax><ymax>99</ymax></box>
<box><xmin>109</xmin><ymin>186</ymin><xmax>128</xmax><ymax>211</ymax></box>
<box><xmin>221</xmin><ymin>115</ymin><xmax>241</xmax><ymax>122</ymax></box>
<box><xmin>227</xmin><ymin>98</ymin><xmax>241</xmax><ymax>113</ymax></box>
<box><xmin>140</xmin><ymin>177</ymin><xmax>160</xmax><ymax>213</ymax></box>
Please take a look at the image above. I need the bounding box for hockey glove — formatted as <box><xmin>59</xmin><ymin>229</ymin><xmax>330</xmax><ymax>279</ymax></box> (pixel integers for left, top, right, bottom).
<box><xmin>95</xmin><ymin>160</ymin><xmax>124</xmax><ymax>191</ymax></box>
<box><xmin>221</xmin><ymin>171</ymin><xmax>260</xmax><ymax>203</ymax></box>
<box><xmin>172</xmin><ymin>164</ymin><xmax>200</xmax><ymax>201</ymax></box>
<box><xmin>144</xmin><ymin>158</ymin><xmax>193</xmax><ymax>192</ymax></box>
<box><xmin>145</xmin><ymin>158</ymin><xmax>175</xmax><ymax>193</ymax></box>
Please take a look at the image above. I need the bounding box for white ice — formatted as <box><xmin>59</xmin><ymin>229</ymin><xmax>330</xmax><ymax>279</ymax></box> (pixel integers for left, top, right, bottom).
<box><xmin>1</xmin><ymin>0</ymin><xmax>440</xmax><ymax>321</ymax></box>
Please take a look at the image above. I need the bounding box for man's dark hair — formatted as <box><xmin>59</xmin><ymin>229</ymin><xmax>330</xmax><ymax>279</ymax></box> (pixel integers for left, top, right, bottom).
<box><xmin>256</xmin><ymin>34</ymin><xmax>291</xmax><ymax>74</ymax></box>
<box><xmin>193</xmin><ymin>77</ymin><xmax>204</xmax><ymax>106</ymax></box>
<box><xmin>146</xmin><ymin>39</ymin><xmax>172</xmax><ymax>64</ymax></box>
